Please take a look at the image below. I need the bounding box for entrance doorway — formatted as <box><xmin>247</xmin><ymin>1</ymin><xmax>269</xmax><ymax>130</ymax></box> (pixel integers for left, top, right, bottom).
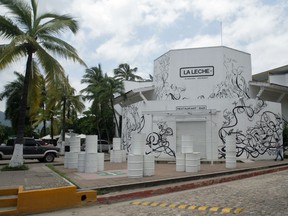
<box><xmin>176</xmin><ymin>121</ymin><xmax>206</xmax><ymax>158</ymax></box>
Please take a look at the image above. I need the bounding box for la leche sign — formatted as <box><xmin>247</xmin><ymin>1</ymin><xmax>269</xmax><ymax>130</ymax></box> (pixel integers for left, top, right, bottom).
<box><xmin>180</xmin><ymin>66</ymin><xmax>214</xmax><ymax>78</ymax></box>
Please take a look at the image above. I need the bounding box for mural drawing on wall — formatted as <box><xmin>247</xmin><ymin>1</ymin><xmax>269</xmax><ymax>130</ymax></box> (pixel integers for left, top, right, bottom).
<box><xmin>146</xmin><ymin>121</ymin><xmax>176</xmax><ymax>158</ymax></box>
<box><xmin>198</xmin><ymin>55</ymin><xmax>249</xmax><ymax>99</ymax></box>
<box><xmin>195</xmin><ymin>55</ymin><xmax>282</xmax><ymax>159</ymax></box>
<box><xmin>218</xmin><ymin>98</ymin><xmax>282</xmax><ymax>159</ymax></box>
<box><xmin>122</xmin><ymin>103</ymin><xmax>145</xmax><ymax>152</ymax></box>
<box><xmin>154</xmin><ymin>53</ymin><xmax>187</xmax><ymax>100</ymax></box>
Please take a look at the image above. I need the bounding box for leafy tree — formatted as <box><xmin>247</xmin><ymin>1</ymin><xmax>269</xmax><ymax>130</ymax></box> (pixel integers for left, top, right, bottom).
<box><xmin>0</xmin><ymin>71</ymin><xmax>41</xmax><ymax>135</ymax></box>
<box><xmin>0</xmin><ymin>0</ymin><xmax>86</xmax><ymax>167</ymax></box>
<box><xmin>81</xmin><ymin>65</ymin><xmax>107</xmax><ymax>139</ymax></box>
<box><xmin>73</xmin><ymin>110</ymin><xmax>98</xmax><ymax>135</ymax></box>
<box><xmin>0</xmin><ymin>124</ymin><xmax>13</xmax><ymax>144</ymax></box>
<box><xmin>113</xmin><ymin>63</ymin><xmax>143</xmax><ymax>81</ymax></box>
<box><xmin>81</xmin><ymin>65</ymin><xmax>124</xmax><ymax>139</ymax></box>
<box><xmin>96</xmin><ymin>75</ymin><xmax>124</xmax><ymax>137</ymax></box>
<box><xmin>57</xmin><ymin>76</ymin><xmax>85</xmax><ymax>142</ymax></box>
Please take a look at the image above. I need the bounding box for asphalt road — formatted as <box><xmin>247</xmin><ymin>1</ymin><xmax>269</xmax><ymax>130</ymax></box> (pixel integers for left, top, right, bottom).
<box><xmin>33</xmin><ymin>169</ymin><xmax>288</xmax><ymax>216</ymax></box>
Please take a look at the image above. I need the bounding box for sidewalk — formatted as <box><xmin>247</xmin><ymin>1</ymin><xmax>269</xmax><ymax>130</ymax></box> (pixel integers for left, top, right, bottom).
<box><xmin>1</xmin><ymin>157</ymin><xmax>288</xmax><ymax>194</ymax></box>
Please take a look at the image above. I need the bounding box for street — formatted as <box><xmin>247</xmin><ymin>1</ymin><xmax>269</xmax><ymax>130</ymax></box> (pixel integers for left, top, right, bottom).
<box><xmin>33</xmin><ymin>169</ymin><xmax>288</xmax><ymax>216</ymax></box>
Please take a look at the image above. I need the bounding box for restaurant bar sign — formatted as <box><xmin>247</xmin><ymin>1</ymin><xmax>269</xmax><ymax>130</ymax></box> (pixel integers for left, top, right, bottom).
<box><xmin>180</xmin><ymin>66</ymin><xmax>214</xmax><ymax>78</ymax></box>
<box><xmin>176</xmin><ymin>105</ymin><xmax>207</xmax><ymax>111</ymax></box>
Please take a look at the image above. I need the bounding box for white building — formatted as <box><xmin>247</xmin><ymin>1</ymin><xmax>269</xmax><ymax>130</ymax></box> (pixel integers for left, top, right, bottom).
<box><xmin>115</xmin><ymin>46</ymin><xmax>283</xmax><ymax>161</ymax></box>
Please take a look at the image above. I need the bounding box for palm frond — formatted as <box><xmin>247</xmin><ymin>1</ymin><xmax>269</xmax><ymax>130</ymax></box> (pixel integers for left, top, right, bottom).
<box><xmin>36</xmin><ymin>45</ymin><xmax>66</xmax><ymax>83</ymax></box>
<box><xmin>0</xmin><ymin>15</ymin><xmax>23</xmax><ymax>39</ymax></box>
<box><xmin>36</xmin><ymin>13</ymin><xmax>78</xmax><ymax>35</ymax></box>
<box><xmin>40</xmin><ymin>39</ymin><xmax>86</xmax><ymax>66</ymax></box>
<box><xmin>0</xmin><ymin>0</ymin><xmax>32</xmax><ymax>32</ymax></box>
<box><xmin>0</xmin><ymin>43</ymin><xmax>26</xmax><ymax>70</ymax></box>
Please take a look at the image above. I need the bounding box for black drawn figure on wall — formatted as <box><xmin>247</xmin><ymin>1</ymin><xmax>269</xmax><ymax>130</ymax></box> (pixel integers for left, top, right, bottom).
<box><xmin>154</xmin><ymin>54</ymin><xmax>187</xmax><ymax>100</ymax></box>
<box><xmin>199</xmin><ymin>55</ymin><xmax>285</xmax><ymax>159</ymax></box>
<box><xmin>146</xmin><ymin>121</ymin><xmax>175</xmax><ymax>158</ymax></box>
<box><xmin>218</xmin><ymin>98</ymin><xmax>283</xmax><ymax>159</ymax></box>
<box><xmin>199</xmin><ymin>56</ymin><xmax>249</xmax><ymax>99</ymax></box>
<box><xmin>122</xmin><ymin>103</ymin><xmax>145</xmax><ymax>152</ymax></box>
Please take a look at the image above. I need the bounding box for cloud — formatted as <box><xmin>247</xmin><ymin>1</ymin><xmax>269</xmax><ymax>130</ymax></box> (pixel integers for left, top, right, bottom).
<box><xmin>95</xmin><ymin>35</ymin><xmax>161</xmax><ymax>62</ymax></box>
<box><xmin>170</xmin><ymin>34</ymin><xmax>222</xmax><ymax>49</ymax></box>
<box><xmin>1</xmin><ymin>0</ymin><xmax>288</xmax><ymax>112</ymax></box>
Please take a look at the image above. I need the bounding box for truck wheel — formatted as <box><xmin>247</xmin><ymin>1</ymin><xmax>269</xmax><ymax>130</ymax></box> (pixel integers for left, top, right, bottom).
<box><xmin>44</xmin><ymin>153</ymin><xmax>55</xmax><ymax>163</ymax></box>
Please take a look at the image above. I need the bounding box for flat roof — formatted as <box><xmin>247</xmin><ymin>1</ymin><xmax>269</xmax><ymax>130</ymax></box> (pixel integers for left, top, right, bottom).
<box><xmin>154</xmin><ymin>46</ymin><xmax>251</xmax><ymax>62</ymax></box>
<box><xmin>253</xmin><ymin>65</ymin><xmax>288</xmax><ymax>82</ymax></box>
<box><xmin>114</xmin><ymin>85</ymin><xmax>154</xmax><ymax>106</ymax></box>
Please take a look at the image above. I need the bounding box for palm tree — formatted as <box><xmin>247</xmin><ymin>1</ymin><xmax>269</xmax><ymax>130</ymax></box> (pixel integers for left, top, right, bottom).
<box><xmin>96</xmin><ymin>75</ymin><xmax>124</xmax><ymax>137</ymax></box>
<box><xmin>0</xmin><ymin>71</ymin><xmax>41</xmax><ymax>134</ymax></box>
<box><xmin>0</xmin><ymin>0</ymin><xmax>86</xmax><ymax>167</ymax></box>
<box><xmin>113</xmin><ymin>63</ymin><xmax>143</xmax><ymax>81</ymax></box>
<box><xmin>81</xmin><ymin>65</ymin><xmax>125</xmax><ymax>138</ymax></box>
<box><xmin>57</xmin><ymin>76</ymin><xmax>85</xmax><ymax>142</ymax></box>
<box><xmin>81</xmin><ymin>65</ymin><xmax>106</xmax><ymax>139</ymax></box>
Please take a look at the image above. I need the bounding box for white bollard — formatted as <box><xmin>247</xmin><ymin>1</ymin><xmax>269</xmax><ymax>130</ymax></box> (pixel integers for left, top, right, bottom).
<box><xmin>131</xmin><ymin>133</ymin><xmax>146</xmax><ymax>155</ymax></box>
<box><xmin>122</xmin><ymin>150</ymin><xmax>127</xmax><ymax>162</ymax></box>
<box><xmin>176</xmin><ymin>153</ymin><xmax>185</xmax><ymax>172</ymax></box>
<box><xmin>225</xmin><ymin>134</ymin><xmax>237</xmax><ymax>169</ymax></box>
<box><xmin>66</xmin><ymin>152</ymin><xmax>78</xmax><ymax>169</ymax></box>
<box><xmin>70</xmin><ymin>137</ymin><xmax>81</xmax><ymax>153</ymax></box>
<box><xmin>85</xmin><ymin>153</ymin><xmax>98</xmax><ymax>173</ymax></box>
<box><xmin>77</xmin><ymin>152</ymin><xmax>86</xmax><ymax>172</ymax></box>
<box><xmin>128</xmin><ymin>155</ymin><xmax>143</xmax><ymax>178</ymax></box>
<box><xmin>86</xmin><ymin>135</ymin><xmax>98</xmax><ymax>153</ymax></box>
<box><xmin>97</xmin><ymin>153</ymin><xmax>104</xmax><ymax>171</ymax></box>
<box><xmin>110</xmin><ymin>149</ymin><xmax>114</xmax><ymax>163</ymax></box>
<box><xmin>181</xmin><ymin>135</ymin><xmax>193</xmax><ymax>154</ymax></box>
<box><xmin>144</xmin><ymin>155</ymin><xmax>155</xmax><ymax>176</ymax></box>
<box><xmin>113</xmin><ymin>150</ymin><xmax>123</xmax><ymax>163</ymax></box>
<box><xmin>113</xmin><ymin>138</ymin><xmax>121</xmax><ymax>151</ymax></box>
<box><xmin>185</xmin><ymin>153</ymin><xmax>199</xmax><ymax>173</ymax></box>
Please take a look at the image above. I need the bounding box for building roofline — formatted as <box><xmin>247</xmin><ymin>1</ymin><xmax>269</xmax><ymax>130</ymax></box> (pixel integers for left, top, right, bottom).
<box><xmin>154</xmin><ymin>46</ymin><xmax>250</xmax><ymax>62</ymax></box>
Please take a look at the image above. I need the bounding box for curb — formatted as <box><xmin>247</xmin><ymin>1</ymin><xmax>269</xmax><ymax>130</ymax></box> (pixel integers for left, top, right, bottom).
<box><xmin>90</xmin><ymin>162</ymin><xmax>288</xmax><ymax>193</ymax></box>
<box><xmin>96</xmin><ymin>164</ymin><xmax>288</xmax><ymax>204</ymax></box>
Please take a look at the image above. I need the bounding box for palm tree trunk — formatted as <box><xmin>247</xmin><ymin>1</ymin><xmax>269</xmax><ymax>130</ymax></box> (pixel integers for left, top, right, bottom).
<box><xmin>9</xmin><ymin>52</ymin><xmax>33</xmax><ymax>167</ymax></box>
<box><xmin>43</xmin><ymin>119</ymin><xmax>46</xmax><ymax>136</ymax></box>
<box><xmin>62</xmin><ymin>97</ymin><xmax>66</xmax><ymax>141</ymax></box>
<box><xmin>50</xmin><ymin>114</ymin><xmax>54</xmax><ymax>144</ymax></box>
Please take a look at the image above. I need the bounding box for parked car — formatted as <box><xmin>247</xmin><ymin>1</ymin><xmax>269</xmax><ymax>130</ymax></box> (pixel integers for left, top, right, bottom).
<box><xmin>81</xmin><ymin>139</ymin><xmax>113</xmax><ymax>152</ymax></box>
<box><xmin>0</xmin><ymin>137</ymin><xmax>60</xmax><ymax>162</ymax></box>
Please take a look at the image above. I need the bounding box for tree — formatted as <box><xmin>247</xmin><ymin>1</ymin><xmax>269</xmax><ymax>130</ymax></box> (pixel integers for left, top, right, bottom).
<box><xmin>81</xmin><ymin>65</ymin><xmax>124</xmax><ymax>138</ymax></box>
<box><xmin>0</xmin><ymin>124</ymin><xmax>13</xmax><ymax>144</ymax></box>
<box><xmin>113</xmin><ymin>63</ymin><xmax>143</xmax><ymax>81</ymax></box>
<box><xmin>0</xmin><ymin>0</ymin><xmax>86</xmax><ymax>167</ymax></box>
<box><xmin>0</xmin><ymin>71</ymin><xmax>41</xmax><ymax>135</ymax></box>
<box><xmin>95</xmin><ymin>75</ymin><xmax>124</xmax><ymax>137</ymax></box>
<box><xmin>57</xmin><ymin>76</ymin><xmax>85</xmax><ymax>142</ymax></box>
<box><xmin>81</xmin><ymin>65</ymin><xmax>106</xmax><ymax>139</ymax></box>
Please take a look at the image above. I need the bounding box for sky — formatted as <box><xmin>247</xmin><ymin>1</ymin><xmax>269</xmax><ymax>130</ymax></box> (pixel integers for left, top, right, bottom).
<box><xmin>0</xmin><ymin>0</ymin><xmax>288</xmax><ymax>112</ymax></box>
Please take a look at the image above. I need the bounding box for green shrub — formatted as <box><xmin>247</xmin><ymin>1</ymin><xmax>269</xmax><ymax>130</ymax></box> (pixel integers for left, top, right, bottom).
<box><xmin>1</xmin><ymin>164</ymin><xmax>29</xmax><ymax>171</ymax></box>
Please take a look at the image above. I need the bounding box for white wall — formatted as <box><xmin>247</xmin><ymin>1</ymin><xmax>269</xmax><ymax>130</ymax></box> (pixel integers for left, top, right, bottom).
<box><xmin>269</xmin><ymin>74</ymin><xmax>288</xmax><ymax>86</ymax></box>
<box><xmin>121</xmin><ymin>46</ymin><xmax>283</xmax><ymax>161</ymax></box>
<box><xmin>153</xmin><ymin>46</ymin><xmax>252</xmax><ymax>100</ymax></box>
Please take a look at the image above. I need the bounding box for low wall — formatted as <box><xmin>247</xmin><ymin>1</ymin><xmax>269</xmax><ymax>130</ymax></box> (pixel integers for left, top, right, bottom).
<box><xmin>14</xmin><ymin>186</ymin><xmax>96</xmax><ymax>215</ymax></box>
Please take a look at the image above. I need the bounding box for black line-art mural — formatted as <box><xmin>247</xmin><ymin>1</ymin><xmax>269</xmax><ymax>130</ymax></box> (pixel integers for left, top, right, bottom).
<box><xmin>198</xmin><ymin>55</ymin><xmax>250</xmax><ymax>99</ymax></box>
<box><xmin>146</xmin><ymin>121</ymin><xmax>176</xmax><ymax>158</ymax></box>
<box><xmin>196</xmin><ymin>55</ymin><xmax>283</xmax><ymax>159</ymax></box>
<box><xmin>122</xmin><ymin>103</ymin><xmax>145</xmax><ymax>152</ymax></box>
<box><xmin>154</xmin><ymin>53</ymin><xmax>188</xmax><ymax>100</ymax></box>
<box><xmin>218</xmin><ymin>98</ymin><xmax>282</xmax><ymax>159</ymax></box>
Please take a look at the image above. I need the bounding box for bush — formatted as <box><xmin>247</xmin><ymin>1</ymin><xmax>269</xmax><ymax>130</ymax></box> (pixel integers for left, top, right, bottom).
<box><xmin>1</xmin><ymin>164</ymin><xmax>29</xmax><ymax>171</ymax></box>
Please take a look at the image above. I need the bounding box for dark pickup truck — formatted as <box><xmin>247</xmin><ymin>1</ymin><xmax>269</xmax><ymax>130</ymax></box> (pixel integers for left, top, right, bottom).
<box><xmin>0</xmin><ymin>138</ymin><xmax>60</xmax><ymax>162</ymax></box>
